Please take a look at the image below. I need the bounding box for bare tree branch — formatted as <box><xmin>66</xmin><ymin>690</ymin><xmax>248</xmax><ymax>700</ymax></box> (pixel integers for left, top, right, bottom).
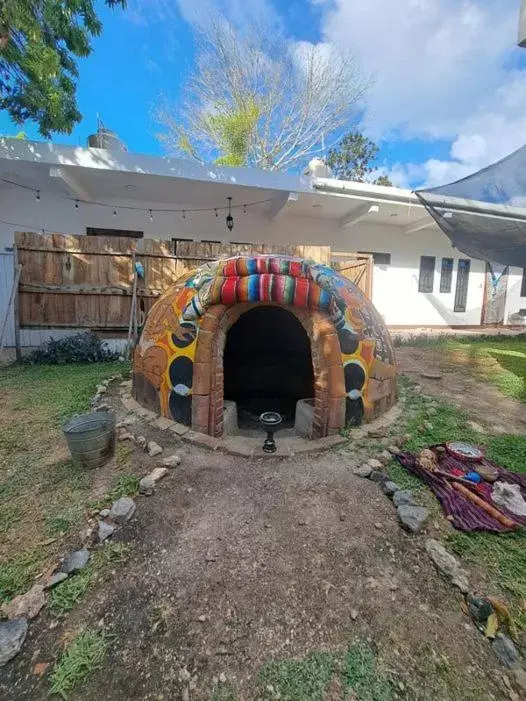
<box><xmin>155</xmin><ymin>15</ymin><xmax>370</xmax><ymax>171</ymax></box>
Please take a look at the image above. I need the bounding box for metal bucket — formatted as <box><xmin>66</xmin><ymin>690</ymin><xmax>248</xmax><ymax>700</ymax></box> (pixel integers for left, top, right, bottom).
<box><xmin>63</xmin><ymin>412</ymin><xmax>116</xmax><ymax>469</ymax></box>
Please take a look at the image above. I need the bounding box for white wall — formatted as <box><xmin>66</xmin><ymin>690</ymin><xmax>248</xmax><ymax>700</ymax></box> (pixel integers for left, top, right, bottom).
<box><xmin>504</xmin><ymin>268</ymin><xmax>526</xmax><ymax>321</ymax></box>
<box><xmin>0</xmin><ymin>186</ymin><xmax>495</xmax><ymax>334</ymax></box>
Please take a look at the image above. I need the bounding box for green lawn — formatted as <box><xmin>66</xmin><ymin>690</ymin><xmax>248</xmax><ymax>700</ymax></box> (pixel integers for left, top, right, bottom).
<box><xmin>0</xmin><ymin>362</ymin><xmax>134</xmax><ymax>602</ymax></box>
<box><xmin>395</xmin><ymin>335</ymin><xmax>526</xmax><ymax>402</ymax></box>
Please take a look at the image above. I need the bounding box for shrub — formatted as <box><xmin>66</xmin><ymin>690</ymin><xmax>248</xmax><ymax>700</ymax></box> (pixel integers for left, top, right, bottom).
<box><xmin>23</xmin><ymin>332</ymin><xmax>119</xmax><ymax>365</ymax></box>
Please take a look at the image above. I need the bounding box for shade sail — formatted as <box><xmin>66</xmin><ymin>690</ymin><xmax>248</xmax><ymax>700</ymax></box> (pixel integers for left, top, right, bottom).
<box><xmin>416</xmin><ymin>145</ymin><xmax>526</xmax><ymax>267</ymax></box>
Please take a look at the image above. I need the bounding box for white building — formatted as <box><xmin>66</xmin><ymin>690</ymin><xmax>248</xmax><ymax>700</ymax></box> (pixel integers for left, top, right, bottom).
<box><xmin>0</xmin><ymin>137</ymin><xmax>524</xmax><ymax>347</ymax></box>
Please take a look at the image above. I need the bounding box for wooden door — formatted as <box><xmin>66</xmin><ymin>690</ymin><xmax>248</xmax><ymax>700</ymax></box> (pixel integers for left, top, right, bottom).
<box><xmin>331</xmin><ymin>254</ymin><xmax>373</xmax><ymax>299</ymax></box>
<box><xmin>481</xmin><ymin>262</ymin><xmax>509</xmax><ymax>325</ymax></box>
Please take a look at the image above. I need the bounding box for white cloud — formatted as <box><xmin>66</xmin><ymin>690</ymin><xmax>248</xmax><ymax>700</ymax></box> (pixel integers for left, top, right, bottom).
<box><xmin>312</xmin><ymin>0</ymin><xmax>526</xmax><ymax>187</ymax></box>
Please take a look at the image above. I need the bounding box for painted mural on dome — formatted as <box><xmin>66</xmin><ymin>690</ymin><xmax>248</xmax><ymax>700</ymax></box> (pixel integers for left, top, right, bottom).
<box><xmin>133</xmin><ymin>255</ymin><xmax>396</xmax><ymax>427</ymax></box>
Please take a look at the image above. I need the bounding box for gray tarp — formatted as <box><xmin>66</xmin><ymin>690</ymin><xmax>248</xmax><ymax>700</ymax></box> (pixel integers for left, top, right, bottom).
<box><xmin>416</xmin><ymin>145</ymin><xmax>526</xmax><ymax>267</ymax></box>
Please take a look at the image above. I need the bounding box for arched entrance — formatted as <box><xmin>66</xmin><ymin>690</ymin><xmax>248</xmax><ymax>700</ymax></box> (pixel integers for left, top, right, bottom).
<box><xmin>223</xmin><ymin>306</ymin><xmax>314</xmax><ymax>428</ymax></box>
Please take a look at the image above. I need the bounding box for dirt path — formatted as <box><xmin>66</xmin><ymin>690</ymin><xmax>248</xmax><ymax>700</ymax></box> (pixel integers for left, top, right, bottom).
<box><xmin>395</xmin><ymin>346</ymin><xmax>526</xmax><ymax>434</ymax></box>
<box><xmin>2</xmin><ymin>445</ymin><xmax>509</xmax><ymax>700</ymax></box>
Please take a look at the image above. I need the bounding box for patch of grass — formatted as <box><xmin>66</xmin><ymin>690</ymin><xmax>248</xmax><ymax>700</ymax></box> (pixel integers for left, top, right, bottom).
<box><xmin>485</xmin><ymin>434</ymin><xmax>526</xmax><ymax>474</ymax></box>
<box><xmin>0</xmin><ymin>548</ymin><xmax>43</xmax><ymax>602</ymax></box>
<box><xmin>211</xmin><ymin>683</ymin><xmax>237</xmax><ymax>701</ymax></box>
<box><xmin>90</xmin><ymin>474</ymin><xmax>140</xmax><ymax>511</ymax></box>
<box><xmin>258</xmin><ymin>642</ymin><xmax>394</xmax><ymax>701</ymax></box>
<box><xmin>49</xmin><ymin>630</ymin><xmax>109</xmax><ymax>699</ymax></box>
<box><xmin>49</xmin><ymin>542</ymin><xmax>131</xmax><ymax>617</ymax></box>
<box><xmin>0</xmin><ymin>362</ymin><xmax>126</xmax><ymax>600</ymax></box>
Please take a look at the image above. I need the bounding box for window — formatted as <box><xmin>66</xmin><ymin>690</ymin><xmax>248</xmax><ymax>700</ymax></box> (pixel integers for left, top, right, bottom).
<box><xmin>86</xmin><ymin>227</ymin><xmax>143</xmax><ymax>238</ymax></box>
<box><xmin>440</xmin><ymin>257</ymin><xmax>453</xmax><ymax>293</ymax></box>
<box><xmin>358</xmin><ymin>251</ymin><xmax>391</xmax><ymax>265</ymax></box>
<box><xmin>172</xmin><ymin>237</ymin><xmax>193</xmax><ymax>255</ymax></box>
<box><xmin>454</xmin><ymin>259</ymin><xmax>471</xmax><ymax>312</ymax></box>
<box><xmin>521</xmin><ymin>269</ymin><xmax>526</xmax><ymax>297</ymax></box>
<box><xmin>418</xmin><ymin>256</ymin><xmax>435</xmax><ymax>293</ymax></box>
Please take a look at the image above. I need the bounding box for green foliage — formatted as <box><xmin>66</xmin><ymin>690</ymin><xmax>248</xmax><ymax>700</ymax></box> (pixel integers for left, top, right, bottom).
<box><xmin>204</xmin><ymin>99</ymin><xmax>260</xmax><ymax>167</ymax></box>
<box><xmin>485</xmin><ymin>434</ymin><xmax>526</xmax><ymax>474</ymax></box>
<box><xmin>258</xmin><ymin>642</ymin><xmax>394</xmax><ymax>701</ymax></box>
<box><xmin>49</xmin><ymin>630</ymin><xmax>109</xmax><ymax>699</ymax></box>
<box><xmin>23</xmin><ymin>331</ymin><xmax>119</xmax><ymax>365</ymax></box>
<box><xmin>326</xmin><ymin>132</ymin><xmax>392</xmax><ymax>185</ymax></box>
<box><xmin>91</xmin><ymin>474</ymin><xmax>139</xmax><ymax>510</ymax></box>
<box><xmin>0</xmin><ymin>1</ymin><xmax>125</xmax><ymax>136</ymax></box>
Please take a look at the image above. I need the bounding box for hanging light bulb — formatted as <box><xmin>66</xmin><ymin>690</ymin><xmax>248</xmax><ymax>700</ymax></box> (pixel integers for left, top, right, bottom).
<box><xmin>182</xmin><ymin>210</ymin><xmax>186</xmax><ymax>219</ymax></box>
<box><xmin>75</xmin><ymin>200</ymin><xmax>79</xmax><ymax>209</ymax></box>
<box><xmin>149</xmin><ymin>209</ymin><xmax>153</xmax><ymax>222</ymax></box>
<box><xmin>36</xmin><ymin>190</ymin><xmax>40</xmax><ymax>201</ymax></box>
<box><xmin>226</xmin><ymin>196</ymin><xmax>234</xmax><ymax>232</ymax></box>
<box><xmin>214</xmin><ymin>209</ymin><xmax>218</xmax><ymax>217</ymax></box>
<box><xmin>113</xmin><ymin>209</ymin><xmax>117</xmax><ymax>217</ymax></box>
<box><xmin>243</xmin><ymin>204</ymin><xmax>247</xmax><ymax>214</ymax></box>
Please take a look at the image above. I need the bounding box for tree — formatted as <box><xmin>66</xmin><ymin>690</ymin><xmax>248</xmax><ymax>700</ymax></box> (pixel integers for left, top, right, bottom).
<box><xmin>156</xmin><ymin>18</ymin><xmax>368</xmax><ymax>171</ymax></box>
<box><xmin>0</xmin><ymin>0</ymin><xmax>126</xmax><ymax>137</ymax></box>
<box><xmin>326</xmin><ymin>132</ymin><xmax>392</xmax><ymax>185</ymax></box>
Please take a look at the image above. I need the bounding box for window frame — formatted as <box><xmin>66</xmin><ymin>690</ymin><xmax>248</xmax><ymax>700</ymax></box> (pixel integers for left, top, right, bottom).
<box><xmin>521</xmin><ymin>269</ymin><xmax>526</xmax><ymax>297</ymax></box>
<box><xmin>439</xmin><ymin>257</ymin><xmax>454</xmax><ymax>293</ymax></box>
<box><xmin>454</xmin><ymin>258</ymin><xmax>471</xmax><ymax>312</ymax></box>
<box><xmin>418</xmin><ymin>255</ymin><xmax>436</xmax><ymax>293</ymax></box>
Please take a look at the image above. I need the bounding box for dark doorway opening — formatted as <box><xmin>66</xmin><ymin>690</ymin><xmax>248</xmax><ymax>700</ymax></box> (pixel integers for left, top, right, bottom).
<box><xmin>224</xmin><ymin>306</ymin><xmax>314</xmax><ymax>429</ymax></box>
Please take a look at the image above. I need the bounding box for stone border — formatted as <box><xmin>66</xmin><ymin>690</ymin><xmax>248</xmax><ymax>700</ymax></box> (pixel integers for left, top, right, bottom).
<box><xmin>120</xmin><ymin>384</ymin><xmax>404</xmax><ymax>458</ymax></box>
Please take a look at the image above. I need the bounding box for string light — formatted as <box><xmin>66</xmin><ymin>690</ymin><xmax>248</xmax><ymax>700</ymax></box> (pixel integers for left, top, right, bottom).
<box><xmin>149</xmin><ymin>209</ymin><xmax>153</xmax><ymax>222</ymax></box>
<box><xmin>0</xmin><ymin>176</ymin><xmax>278</xmax><ymax>218</ymax></box>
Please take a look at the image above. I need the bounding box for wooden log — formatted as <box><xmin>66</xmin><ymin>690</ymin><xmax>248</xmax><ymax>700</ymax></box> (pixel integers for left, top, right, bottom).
<box><xmin>451</xmin><ymin>482</ymin><xmax>518</xmax><ymax>529</ymax></box>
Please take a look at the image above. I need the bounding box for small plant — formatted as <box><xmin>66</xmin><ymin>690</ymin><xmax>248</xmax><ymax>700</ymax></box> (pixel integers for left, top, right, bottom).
<box><xmin>23</xmin><ymin>331</ymin><xmax>119</xmax><ymax>365</ymax></box>
<box><xmin>49</xmin><ymin>630</ymin><xmax>108</xmax><ymax>699</ymax></box>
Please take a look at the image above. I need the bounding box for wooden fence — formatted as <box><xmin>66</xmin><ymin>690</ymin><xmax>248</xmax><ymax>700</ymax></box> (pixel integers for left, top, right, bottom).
<box><xmin>14</xmin><ymin>233</ymin><xmax>350</xmax><ymax>331</ymax></box>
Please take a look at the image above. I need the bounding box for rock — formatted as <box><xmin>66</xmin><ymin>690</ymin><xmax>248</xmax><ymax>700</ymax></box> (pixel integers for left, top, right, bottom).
<box><xmin>425</xmin><ymin>539</ymin><xmax>469</xmax><ymax>593</ymax></box>
<box><xmin>350</xmin><ymin>609</ymin><xmax>359</xmax><ymax>621</ymax></box>
<box><xmin>392</xmin><ymin>490</ymin><xmax>414</xmax><ymax>507</ymax></box>
<box><xmin>423</xmin><ymin>422</ymin><xmax>434</xmax><ymax>431</ymax></box>
<box><xmin>118</xmin><ymin>431</ymin><xmax>134</xmax><ymax>442</ymax></box>
<box><xmin>339</xmin><ymin>512</ymin><xmax>346</xmax><ymax>522</ymax></box>
<box><xmin>382</xmin><ymin>481</ymin><xmax>400</xmax><ymax>496</ymax></box>
<box><xmin>219</xmin><ymin>672</ymin><xmax>227</xmax><ymax>683</ymax></box>
<box><xmin>139</xmin><ymin>467</ymin><xmax>169</xmax><ymax>496</ymax></box>
<box><xmin>90</xmin><ymin>394</ymin><xmax>102</xmax><ymax>406</ymax></box>
<box><xmin>94</xmin><ymin>404</ymin><xmax>111</xmax><ymax>412</ymax></box>
<box><xmin>426</xmin><ymin>407</ymin><xmax>437</xmax><ymax>416</ymax></box>
<box><xmin>116</xmin><ymin>418</ymin><xmax>134</xmax><ymax>429</ymax></box>
<box><xmin>95</xmin><ymin>384</ymin><xmax>107</xmax><ymax>394</ymax></box>
<box><xmin>374</xmin><ymin>522</ymin><xmax>382</xmax><ymax>529</ymax></box>
<box><xmin>512</xmin><ymin>668</ymin><xmax>526</xmax><ymax>694</ymax></box>
<box><xmin>97</xmin><ymin>520</ymin><xmax>116</xmax><ymax>543</ymax></box>
<box><xmin>388</xmin><ymin>445</ymin><xmax>402</xmax><ymax>455</ymax></box>
<box><xmin>367</xmin><ymin>458</ymin><xmax>384</xmax><ymax>470</ymax></box>
<box><xmin>370</xmin><ymin>470</ymin><xmax>388</xmax><ymax>484</ymax></box>
<box><xmin>109</xmin><ymin>497</ymin><xmax>136</xmax><ymax>524</ymax></box>
<box><xmin>492</xmin><ymin>634</ymin><xmax>520</xmax><ymax>668</ymax></box>
<box><xmin>61</xmin><ymin>548</ymin><xmax>90</xmax><ymax>574</ymax></box>
<box><xmin>135</xmin><ymin>435</ymin><xmax>147</xmax><ymax>448</ymax></box>
<box><xmin>32</xmin><ymin>661</ymin><xmax>50</xmax><ymax>676</ymax></box>
<box><xmin>161</xmin><ymin>454</ymin><xmax>182</xmax><ymax>468</ymax></box>
<box><xmin>0</xmin><ymin>619</ymin><xmax>28</xmax><ymax>666</ymax></box>
<box><xmin>413</xmin><ymin>385</ymin><xmax>422</xmax><ymax>394</ymax></box>
<box><xmin>147</xmin><ymin>441</ymin><xmax>163</xmax><ymax>457</ymax></box>
<box><xmin>99</xmin><ymin>508</ymin><xmax>110</xmax><ymax>518</ymax></box>
<box><xmin>44</xmin><ymin>572</ymin><xmax>68</xmax><ymax>590</ymax></box>
<box><xmin>420</xmin><ymin>371</ymin><xmax>442</xmax><ymax>380</ymax></box>
<box><xmin>376</xmin><ymin>450</ymin><xmax>392</xmax><ymax>466</ymax></box>
<box><xmin>397</xmin><ymin>505</ymin><xmax>429</xmax><ymax>533</ymax></box>
<box><xmin>367</xmin><ymin>426</ymin><xmax>388</xmax><ymax>438</ymax></box>
<box><xmin>402</xmin><ymin>433</ymin><xmax>412</xmax><ymax>443</ymax></box>
<box><xmin>2</xmin><ymin>585</ymin><xmax>45</xmax><ymax>620</ymax></box>
<box><xmin>353</xmin><ymin>464</ymin><xmax>372</xmax><ymax>478</ymax></box>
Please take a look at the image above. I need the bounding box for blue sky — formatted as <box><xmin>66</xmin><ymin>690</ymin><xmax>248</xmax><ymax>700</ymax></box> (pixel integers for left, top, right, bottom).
<box><xmin>0</xmin><ymin>0</ymin><xmax>524</xmax><ymax>188</ymax></box>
